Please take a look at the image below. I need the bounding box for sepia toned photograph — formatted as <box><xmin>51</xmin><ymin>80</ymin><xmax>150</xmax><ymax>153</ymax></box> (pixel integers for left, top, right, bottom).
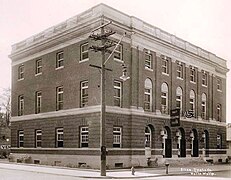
<box><xmin>0</xmin><ymin>0</ymin><xmax>230</xmax><ymax>179</ymax></box>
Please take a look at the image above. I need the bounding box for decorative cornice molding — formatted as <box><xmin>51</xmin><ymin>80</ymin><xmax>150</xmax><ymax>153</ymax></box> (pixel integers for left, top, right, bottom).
<box><xmin>10</xmin><ymin>3</ymin><xmax>228</xmax><ymax>75</ymax></box>
<box><xmin>11</xmin><ymin>105</ymin><xmax>227</xmax><ymax>127</ymax></box>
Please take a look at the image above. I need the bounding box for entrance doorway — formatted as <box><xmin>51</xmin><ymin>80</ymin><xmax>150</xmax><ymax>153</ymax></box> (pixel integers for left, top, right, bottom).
<box><xmin>161</xmin><ymin>126</ymin><xmax>172</xmax><ymax>158</ymax></box>
<box><xmin>176</xmin><ymin>128</ymin><xmax>186</xmax><ymax>157</ymax></box>
<box><xmin>190</xmin><ymin>129</ymin><xmax>199</xmax><ymax>157</ymax></box>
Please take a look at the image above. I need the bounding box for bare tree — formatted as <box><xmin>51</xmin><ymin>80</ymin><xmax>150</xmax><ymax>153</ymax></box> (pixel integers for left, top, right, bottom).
<box><xmin>0</xmin><ymin>88</ymin><xmax>11</xmax><ymax>126</ymax></box>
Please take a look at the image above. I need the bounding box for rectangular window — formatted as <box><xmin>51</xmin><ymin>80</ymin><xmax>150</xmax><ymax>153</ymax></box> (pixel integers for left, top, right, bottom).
<box><xmin>190</xmin><ymin>68</ymin><xmax>196</xmax><ymax>82</ymax></box>
<box><xmin>217</xmin><ymin>78</ymin><xmax>222</xmax><ymax>91</ymax></box>
<box><xmin>80</xmin><ymin>127</ymin><xmax>88</xmax><ymax>147</ymax></box>
<box><xmin>145</xmin><ymin>52</ymin><xmax>152</xmax><ymax>69</ymax></box>
<box><xmin>114</xmin><ymin>44</ymin><xmax>123</xmax><ymax>61</ymax></box>
<box><xmin>176</xmin><ymin>63</ymin><xmax>183</xmax><ymax>79</ymax></box>
<box><xmin>113</xmin><ymin>81</ymin><xmax>122</xmax><ymax>107</ymax></box>
<box><xmin>80</xmin><ymin>81</ymin><xmax>88</xmax><ymax>107</ymax></box>
<box><xmin>18</xmin><ymin>65</ymin><xmax>24</xmax><ymax>80</ymax></box>
<box><xmin>18</xmin><ymin>95</ymin><xmax>24</xmax><ymax>116</ymax></box>
<box><xmin>56</xmin><ymin>128</ymin><xmax>63</xmax><ymax>148</ymax></box>
<box><xmin>56</xmin><ymin>51</ymin><xmax>64</xmax><ymax>68</ymax></box>
<box><xmin>162</xmin><ymin>58</ymin><xmax>169</xmax><ymax>74</ymax></box>
<box><xmin>80</xmin><ymin>43</ymin><xmax>89</xmax><ymax>61</ymax></box>
<box><xmin>217</xmin><ymin>134</ymin><xmax>222</xmax><ymax>149</ymax></box>
<box><xmin>35</xmin><ymin>130</ymin><xmax>42</xmax><ymax>148</ymax></box>
<box><xmin>18</xmin><ymin>130</ymin><xmax>24</xmax><ymax>148</ymax></box>
<box><xmin>35</xmin><ymin>59</ymin><xmax>42</xmax><ymax>74</ymax></box>
<box><xmin>113</xmin><ymin>127</ymin><xmax>122</xmax><ymax>148</ymax></box>
<box><xmin>56</xmin><ymin>86</ymin><xmax>63</xmax><ymax>110</ymax></box>
<box><xmin>144</xmin><ymin>88</ymin><xmax>151</xmax><ymax>111</ymax></box>
<box><xmin>202</xmin><ymin>71</ymin><xmax>208</xmax><ymax>86</ymax></box>
<box><xmin>35</xmin><ymin>91</ymin><xmax>42</xmax><ymax>114</ymax></box>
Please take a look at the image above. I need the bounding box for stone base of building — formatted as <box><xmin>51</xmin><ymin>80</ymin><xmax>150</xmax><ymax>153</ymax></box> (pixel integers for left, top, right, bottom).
<box><xmin>9</xmin><ymin>151</ymin><xmax>228</xmax><ymax>169</ymax></box>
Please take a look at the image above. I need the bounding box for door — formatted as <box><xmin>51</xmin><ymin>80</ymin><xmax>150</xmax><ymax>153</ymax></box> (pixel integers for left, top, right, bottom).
<box><xmin>193</xmin><ymin>139</ymin><xmax>199</xmax><ymax>157</ymax></box>
<box><xmin>165</xmin><ymin>139</ymin><xmax>172</xmax><ymax>158</ymax></box>
<box><xmin>180</xmin><ymin>139</ymin><xmax>186</xmax><ymax>157</ymax></box>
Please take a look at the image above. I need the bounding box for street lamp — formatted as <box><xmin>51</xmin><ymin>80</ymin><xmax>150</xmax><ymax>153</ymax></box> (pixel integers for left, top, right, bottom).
<box><xmin>89</xmin><ymin>20</ymin><xmax>129</xmax><ymax>176</ymax></box>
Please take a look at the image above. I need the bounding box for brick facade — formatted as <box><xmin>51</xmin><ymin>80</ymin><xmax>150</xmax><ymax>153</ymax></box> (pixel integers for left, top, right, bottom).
<box><xmin>9</xmin><ymin>4</ymin><xmax>228</xmax><ymax>168</ymax></box>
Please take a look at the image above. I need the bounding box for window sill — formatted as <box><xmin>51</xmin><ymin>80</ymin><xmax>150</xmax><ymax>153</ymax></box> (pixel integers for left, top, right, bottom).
<box><xmin>177</xmin><ymin>77</ymin><xmax>183</xmax><ymax>80</ymax></box>
<box><xmin>17</xmin><ymin>78</ymin><xmax>24</xmax><ymax>81</ymax></box>
<box><xmin>190</xmin><ymin>81</ymin><xmax>196</xmax><ymax>84</ymax></box>
<box><xmin>55</xmin><ymin>66</ymin><xmax>64</xmax><ymax>70</ymax></box>
<box><xmin>162</xmin><ymin>72</ymin><xmax>169</xmax><ymax>76</ymax></box>
<box><xmin>114</xmin><ymin>58</ymin><xmax>124</xmax><ymax>63</ymax></box>
<box><xmin>202</xmin><ymin>84</ymin><xmax>207</xmax><ymax>88</ymax></box>
<box><xmin>35</xmin><ymin>73</ymin><xmax>42</xmax><ymax>76</ymax></box>
<box><xmin>79</xmin><ymin>58</ymin><xmax>89</xmax><ymax>63</ymax></box>
<box><xmin>145</xmin><ymin>67</ymin><xmax>153</xmax><ymax>71</ymax></box>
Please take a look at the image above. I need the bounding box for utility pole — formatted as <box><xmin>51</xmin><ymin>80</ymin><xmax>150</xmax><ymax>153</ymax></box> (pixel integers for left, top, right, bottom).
<box><xmin>89</xmin><ymin>18</ymin><xmax>129</xmax><ymax>176</ymax></box>
<box><xmin>89</xmin><ymin>20</ymin><xmax>115</xmax><ymax>176</ymax></box>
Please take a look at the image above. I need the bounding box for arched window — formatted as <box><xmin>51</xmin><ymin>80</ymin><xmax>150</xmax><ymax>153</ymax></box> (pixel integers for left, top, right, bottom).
<box><xmin>161</xmin><ymin>83</ymin><xmax>168</xmax><ymax>114</ymax></box>
<box><xmin>145</xmin><ymin>126</ymin><xmax>152</xmax><ymax>147</ymax></box>
<box><xmin>217</xmin><ymin>104</ymin><xmax>222</xmax><ymax>121</ymax></box>
<box><xmin>144</xmin><ymin>78</ymin><xmax>152</xmax><ymax>111</ymax></box>
<box><xmin>201</xmin><ymin>93</ymin><xmax>207</xmax><ymax>119</ymax></box>
<box><xmin>176</xmin><ymin>87</ymin><xmax>183</xmax><ymax>111</ymax></box>
<box><xmin>189</xmin><ymin>90</ymin><xmax>195</xmax><ymax>112</ymax></box>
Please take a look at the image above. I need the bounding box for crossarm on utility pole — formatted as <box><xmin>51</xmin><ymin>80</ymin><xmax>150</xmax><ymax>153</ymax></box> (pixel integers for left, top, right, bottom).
<box><xmin>104</xmin><ymin>32</ymin><xmax>126</xmax><ymax>65</ymax></box>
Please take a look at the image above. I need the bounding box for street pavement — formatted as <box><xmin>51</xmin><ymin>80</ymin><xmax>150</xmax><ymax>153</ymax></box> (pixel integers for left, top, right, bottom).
<box><xmin>0</xmin><ymin>160</ymin><xmax>230</xmax><ymax>179</ymax></box>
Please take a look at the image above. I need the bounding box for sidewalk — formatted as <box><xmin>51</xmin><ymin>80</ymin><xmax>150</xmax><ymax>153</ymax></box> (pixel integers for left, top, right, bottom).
<box><xmin>0</xmin><ymin>160</ymin><xmax>230</xmax><ymax>179</ymax></box>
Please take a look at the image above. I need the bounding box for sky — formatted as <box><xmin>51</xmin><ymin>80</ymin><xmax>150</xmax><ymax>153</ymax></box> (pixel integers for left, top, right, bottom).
<box><xmin>0</xmin><ymin>0</ymin><xmax>230</xmax><ymax>123</ymax></box>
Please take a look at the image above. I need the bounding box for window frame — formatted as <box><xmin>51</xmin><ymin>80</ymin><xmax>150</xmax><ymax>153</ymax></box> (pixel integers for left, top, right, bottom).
<box><xmin>217</xmin><ymin>78</ymin><xmax>222</xmax><ymax>91</ymax></box>
<box><xmin>18</xmin><ymin>95</ymin><xmax>24</xmax><ymax>116</ymax></box>
<box><xmin>56</xmin><ymin>51</ymin><xmax>64</xmax><ymax>69</ymax></box>
<box><xmin>113</xmin><ymin>80</ymin><xmax>122</xmax><ymax>107</ymax></box>
<box><xmin>161</xmin><ymin>83</ymin><xmax>168</xmax><ymax>114</ymax></box>
<box><xmin>114</xmin><ymin>44</ymin><xmax>123</xmax><ymax>62</ymax></box>
<box><xmin>161</xmin><ymin>57</ymin><xmax>169</xmax><ymax>75</ymax></box>
<box><xmin>56</xmin><ymin>128</ymin><xmax>64</xmax><ymax>148</ymax></box>
<box><xmin>80</xmin><ymin>126</ymin><xmax>89</xmax><ymax>148</ymax></box>
<box><xmin>144</xmin><ymin>78</ymin><xmax>152</xmax><ymax>111</ymax></box>
<box><xmin>80</xmin><ymin>81</ymin><xmax>88</xmax><ymax>107</ymax></box>
<box><xmin>217</xmin><ymin>134</ymin><xmax>222</xmax><ymax>149</ymax></box>
<box><xmin>35</xmin><ymin>91</ymin><xmax>42</xmax><ymax>114</ymax></box>
<box><xmin>145</xmin><ymin>52</ymin><xmax>152</xmax><ymax>70</ymax></box>
<box><xmin>35</xmin><ymin>129</ymin><xmax>42</xmax><ymax>148</ymax></box>
<box><xmin>190</xmin><ymin>67</ymin><xmax>196</xmax><ymax>83</ymax></box>
<box><xmin>201</xmin><ymin>93</ymin><xmax>207</xmax><ymax>119</ymax></box>
<box><xmin>56</xmin><ymin>86</ymin><xmax>63</xmax><ymax>111</ymax></box>
<box><xmin>145</xmin><ymin>126</ymin><xmax>151</xmax><ymax>148</ymax></box>
<box><xmin>189</xmin><ymin>90</ymin><xmax>195</xmax><ymax>113</ymax></box>
<box><xmin>176</xmin><ymin>87</ymin><xmax>183</xmax><ymax>112</ymax></box>
<box><xmin>217</xmin><ymin>104</ymin><xmax>222</xmax><ymax>121</ymax></box>
<box><xmin>35</xmin><ymin>59</ymin><xmax>42</xmax><ymax>75</ymax></box>
<box><xmin>113</xmin><ymin>127</ymin><xmax>122</xmax><ymax>148</ymax></box>
<box><xmin>80</xmin><ymin>42</ymin><xmax>89</xmax><ymax>62</ymax></box>
<box><xmin>18</xmin><ymin>65</ymin><xmax>24</xmax><ymax>80</ymax></box>
<box><xmin>176</xmin><ymin>62</ymin><xmax>183</xmax><ymax>79</ymax></box>
<box><xmin>18</xmin><ymin>130</ymin><xmax>24</xmax><ymax>148</ymax></box>
<box><xmin>202</xmin><ymin>71</ymin><xmax>208</xmax><ymax>87</ymax></box>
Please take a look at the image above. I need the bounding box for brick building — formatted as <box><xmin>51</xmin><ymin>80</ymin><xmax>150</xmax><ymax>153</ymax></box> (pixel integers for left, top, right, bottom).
<box><xmin>9</xmin><ymin>4</ymin><xmax>228</xmax><ymax>168</ymax></box>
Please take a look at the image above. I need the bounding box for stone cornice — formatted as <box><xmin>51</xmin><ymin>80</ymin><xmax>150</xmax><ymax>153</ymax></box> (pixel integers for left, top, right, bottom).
<box><xmin>11</xmin><ymin>105</ymin><xmax>227</xmax><ymax>127</ymax></box>
<box><xmin>9</xmin><ymin>3</ymin><xmax>228</xmax><ymax>74</ymax></box>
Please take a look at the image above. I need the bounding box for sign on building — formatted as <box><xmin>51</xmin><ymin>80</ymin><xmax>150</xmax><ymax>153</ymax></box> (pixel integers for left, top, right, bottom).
<box><xmin>170</xmin><ymin>109</ymin><xmax>180</xmax><ymax>127</ymax></box>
